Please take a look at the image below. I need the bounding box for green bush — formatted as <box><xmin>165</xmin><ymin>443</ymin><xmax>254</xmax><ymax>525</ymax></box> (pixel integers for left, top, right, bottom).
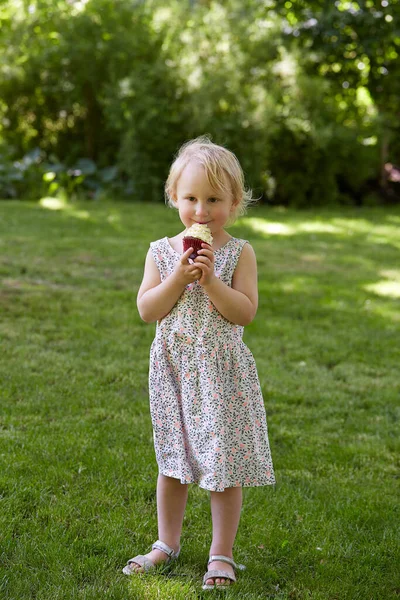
<box><xmin>0</xmin><ymin>146</ymin><xmax>121</xmax><ymax>201</ymax></box>
<box><xmin>265</xmin><ymin>121</ymin><xmax>380</xmax><ymax>208</ymax></box>
<box><xmin>0</xmin><ymin>0</ymin><xmax>398</xmax><ymax>206</ymax></box>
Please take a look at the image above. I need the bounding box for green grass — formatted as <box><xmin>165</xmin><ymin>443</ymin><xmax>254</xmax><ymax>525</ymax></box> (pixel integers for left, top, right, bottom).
<box><xmin>1</xmin><ymin>199</ymin><xmax>399</xmax><ymax>599</ymax></box>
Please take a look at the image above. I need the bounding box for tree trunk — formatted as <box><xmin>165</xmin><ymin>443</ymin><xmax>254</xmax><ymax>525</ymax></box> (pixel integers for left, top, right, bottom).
<box><xmin>83</xmin><ymin>81</ymin><xmax>102</xmax><ymax>160</ymax></box>
<box><xmin>380</xmin><ymin>128</ymin><xmax>389</xmax><ymax>192</ymax></box>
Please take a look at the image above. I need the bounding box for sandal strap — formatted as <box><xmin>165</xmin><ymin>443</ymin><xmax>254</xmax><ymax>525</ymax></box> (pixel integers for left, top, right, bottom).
<box><xmin>152</xmin><ymin>539</ymin><xmax>180</xmax><ymax>559</ymax></box>
<box><xmin>126</xmin><ymin>554</ymin><xmax>155</xmax><ymax>572</ymax></box>
<box><xmin>203</xmin><ymin>569</ymin><xmax>236</xmax><ymax>584</ymax></box>
<box><xmin>207</xmin><ymin>555</ymin><xmax>246</xmax><ymax>571</ymax></box>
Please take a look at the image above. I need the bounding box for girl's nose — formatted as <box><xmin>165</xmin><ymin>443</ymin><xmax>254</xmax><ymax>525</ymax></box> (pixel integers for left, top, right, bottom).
<box><xmin>196</xmin><ymin>203</ymin><xmax>208</xmax><ymax>215</ymax></box>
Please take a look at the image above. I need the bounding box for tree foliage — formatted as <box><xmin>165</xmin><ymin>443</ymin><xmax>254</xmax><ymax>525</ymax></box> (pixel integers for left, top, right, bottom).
<box><xmin>0</xmin><ymin>0</ymin><xmax>399</xmax><ymax>205</ymax></box>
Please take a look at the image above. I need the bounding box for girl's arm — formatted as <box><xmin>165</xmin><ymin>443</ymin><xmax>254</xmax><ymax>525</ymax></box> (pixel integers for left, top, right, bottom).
<box><xmin>137</xmin><ymin>247</ymin><xmax>201</xmax><ymax>323</ymax></box>
<box><xmin>195</xmin><ymin>243</ymin><xmax>258</xmax><ymax>326</ymax></box>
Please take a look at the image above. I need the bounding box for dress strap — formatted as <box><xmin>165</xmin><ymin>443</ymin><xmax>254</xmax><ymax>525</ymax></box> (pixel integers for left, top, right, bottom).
<box><xmin>150</xmin><ymin>237</ymin><xmax>173</xmax><ymax>278</ymax></box>
<box><xmin>229</xmin><ymin>238</ymin><xmax>249</xmax><ymax>274</ymax></box>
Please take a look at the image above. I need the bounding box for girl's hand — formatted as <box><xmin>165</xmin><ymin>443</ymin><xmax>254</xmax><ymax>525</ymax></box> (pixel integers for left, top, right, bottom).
<box><xmin>194</xmin><ymin>243</ymin><xmax>216</xmax><ymax>287</ymax></box>
<box><xmin>173</xmin><ymin>247</ymin><xmax>202</xmax><ymax>286</ymax></box>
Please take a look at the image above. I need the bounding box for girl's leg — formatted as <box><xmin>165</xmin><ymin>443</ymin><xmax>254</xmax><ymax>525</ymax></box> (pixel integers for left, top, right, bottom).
<box><xmin>129</xmin><ymin>474</ymin><xmax>188</xmax><ymax>572</ymax></box>
<box><xmin>206</xmin><ymin>486</ymin><xmax>243</xmax><ymax>586</ymax></box>
<box><xmin>157</xmin><ymin>473</ymin><xmax>188</xmax><ymax>550</ymax></box>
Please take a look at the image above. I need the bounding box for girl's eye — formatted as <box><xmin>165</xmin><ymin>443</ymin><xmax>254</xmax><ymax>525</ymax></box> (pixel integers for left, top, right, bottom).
<box><xmin>187</xmin><ymin>196</ymin><xmax>196</xmax><ymax>201</ymax></box>
<box><xmin>209</xmin><ymin>197</ymin><xmax>218</xmax><ymax>203</ymax></box>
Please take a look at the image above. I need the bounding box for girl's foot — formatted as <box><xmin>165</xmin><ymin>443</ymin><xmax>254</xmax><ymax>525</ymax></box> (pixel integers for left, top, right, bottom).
<box><xmin>128</xmin><ymin>548</ymin><xmax>173</xmax><ymax>573</ymax></box>
<box><xmin>205</xmin><ymin>559</ymin><xmax>234</xmax><ymax>586</ymax></box>
<box><xmin>123</xmin><ymin>540</ymin><xmax>180</xmax><ymax>576</ymax></box>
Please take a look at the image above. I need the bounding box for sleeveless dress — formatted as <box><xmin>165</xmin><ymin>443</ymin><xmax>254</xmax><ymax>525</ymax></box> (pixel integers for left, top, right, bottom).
<box><xmin>148</xmin><ymin>236</ymin><xmax>275</xmax><ymax>492</ymax></box>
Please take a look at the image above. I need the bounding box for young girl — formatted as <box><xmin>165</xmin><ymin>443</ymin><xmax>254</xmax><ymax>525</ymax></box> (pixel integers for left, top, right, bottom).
<box><xmin>123</xmin><ymin>136</ymin><xmax>275</xmax><ymax>590</ymax></box>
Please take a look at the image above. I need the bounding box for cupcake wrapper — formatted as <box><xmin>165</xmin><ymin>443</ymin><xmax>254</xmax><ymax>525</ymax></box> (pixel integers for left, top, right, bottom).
<box><xmin>183</xmin><ymin>236</ymin><xmax>204</xmax><ymax>260</ymax></box>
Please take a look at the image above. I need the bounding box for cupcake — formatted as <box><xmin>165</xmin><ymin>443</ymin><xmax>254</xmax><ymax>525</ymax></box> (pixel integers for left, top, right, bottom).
<box><xmin>183</xmin><ymin>224</ymin><xmax>213</xmax><ymax>260</ymax></box>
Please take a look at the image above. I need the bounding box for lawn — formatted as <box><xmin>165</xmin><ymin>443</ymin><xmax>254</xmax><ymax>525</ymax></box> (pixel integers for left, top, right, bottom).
<box><xmin>0</xmin><ymin>199</ymin><xmax>399</xmax><ymax>600</ymax></box>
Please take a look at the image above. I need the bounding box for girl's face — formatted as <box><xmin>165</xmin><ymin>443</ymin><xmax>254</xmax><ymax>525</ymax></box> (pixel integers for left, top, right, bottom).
<box><xmin>173</xmin><ymin>161</ymin><xmax>236</xmax><ymax>236</ymax></box>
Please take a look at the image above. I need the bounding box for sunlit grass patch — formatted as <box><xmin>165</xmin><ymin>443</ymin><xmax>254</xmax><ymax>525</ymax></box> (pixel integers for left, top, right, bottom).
<box><xmin>1</xmin><ymin>200</ymin><xmax>399</xmax><ymax>600</ymax></box>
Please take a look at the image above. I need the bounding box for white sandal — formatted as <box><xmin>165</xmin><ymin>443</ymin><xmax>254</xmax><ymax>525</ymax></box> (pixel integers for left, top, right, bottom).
<box><xmin>202</xmin><ymin>554</ymin><xmax>246</xmax><ymax>590</ymax></box>
<box><xmin>122</xmin><ymin>539</ymin><xmax>180</xmax><ymax>575</ymax></box>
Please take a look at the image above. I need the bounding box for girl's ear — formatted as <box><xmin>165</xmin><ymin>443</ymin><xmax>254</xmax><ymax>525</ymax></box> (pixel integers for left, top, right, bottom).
<box><xmin>230</xmin><ymin>198</ymin><xmax>239</xmax><ymax>212</ymax></box>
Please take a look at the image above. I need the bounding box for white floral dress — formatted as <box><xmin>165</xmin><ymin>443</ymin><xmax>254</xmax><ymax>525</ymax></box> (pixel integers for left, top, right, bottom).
<box><xmin>148</xmin><ymin>236</ymin><xmax>275</xmax><ymax>492</ymax></box>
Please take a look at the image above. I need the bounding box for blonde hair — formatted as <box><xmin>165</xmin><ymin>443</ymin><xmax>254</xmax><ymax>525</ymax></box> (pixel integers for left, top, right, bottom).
<box><xmin>165</xmin><ymin>135</ymin><xmax>254</xmax><ymax>224</ymax></box>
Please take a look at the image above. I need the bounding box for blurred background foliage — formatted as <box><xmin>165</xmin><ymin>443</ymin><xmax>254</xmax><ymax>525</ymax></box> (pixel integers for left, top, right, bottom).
<box><xmin>0</xmin><ymin>0</ymin><xmax>399</xmax><ymax>207</ymax></box>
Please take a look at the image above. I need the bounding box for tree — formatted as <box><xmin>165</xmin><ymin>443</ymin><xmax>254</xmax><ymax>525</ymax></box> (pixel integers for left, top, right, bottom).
<box><xmin>276</xmin><ymin>0</ymin><xmax>400</xmax><ymax>194</ymax></box>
